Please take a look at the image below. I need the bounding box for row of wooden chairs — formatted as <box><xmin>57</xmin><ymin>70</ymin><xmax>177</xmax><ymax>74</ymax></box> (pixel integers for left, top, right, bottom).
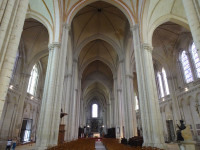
<box><xmin>46</xmin><ymin>139</ymin><xmax>95</xmax><ymax>150</ymax></box>
<box><xmin>102</xmin><ymin>139</ymin><xmax>165</xmax><ymax>150</ymax></box>
<box><xmin>128</xmin><ymin>136</ymin><xmax>143</xmax><ymax>147</ymax></box>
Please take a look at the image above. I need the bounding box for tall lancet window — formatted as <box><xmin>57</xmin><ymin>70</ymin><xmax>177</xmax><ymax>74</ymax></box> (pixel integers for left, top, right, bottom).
<box><xmin>181</xmin><ymin>51</ymin><xmax>193</xmax><ymax>83</ymax></box>
<box><xmin>92</xmin><ymin>104</ymin><xmax>98</xmax><ymax>118</ymax></box>
<box><xmin>157</xmin><ymin>73</ymin><xmax>164</xmax><ymax>98</ymax></box>
<box><xmin>162</xmin><ymin>68</ymin><xmax>170</xmax><ymax>95</ymax></box>
<box><xmin>191</xmin><ymin>43</ymin><xmax>200</xmax><ymax>77</ymax></box>
<box><xmin>27</xmin><ymin>64</ymin><xmax>39</xmax><ymax>95</ymax></box>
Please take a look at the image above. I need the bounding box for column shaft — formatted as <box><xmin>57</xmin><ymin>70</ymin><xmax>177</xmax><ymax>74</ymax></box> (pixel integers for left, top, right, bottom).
<box><xmin>132</xmin><ymin>25</ymin><xmax>167</xmax><ymax>149</ymax></box>
<box><xmin>0</xmin><ymin>0</ymin><xmax>28</xmax><ymax>119</ymax></box>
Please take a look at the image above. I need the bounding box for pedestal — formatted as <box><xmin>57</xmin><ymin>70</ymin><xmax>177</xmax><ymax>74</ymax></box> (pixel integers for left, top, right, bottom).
<box><xmin>178</xmin><ymin>141</ymin><xmax>196</xmax><ymax>150</ymax></box>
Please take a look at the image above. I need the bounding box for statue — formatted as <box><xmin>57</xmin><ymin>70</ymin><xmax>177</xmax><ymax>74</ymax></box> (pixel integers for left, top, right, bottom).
<box><xmin>176</xmin><ymin>120</ymin><xmax>186</xmax><ymax>141</ymax></box>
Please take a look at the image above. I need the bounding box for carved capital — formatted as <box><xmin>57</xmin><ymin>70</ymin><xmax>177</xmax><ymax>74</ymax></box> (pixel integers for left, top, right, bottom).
<box><xmin>117</xmin><ymin>89</ymin><xmax>122</xmax><ymax>92</ymax></box>
<box><xmin>141</xmin><ymin>43</ymin><xmax>153</xmax><ymax>53</ymax></box>
<box><xmin>67</xmin><ymin>74</ymin><xmax>72</xmax><ymax>77</ymax></box>
<box><xmin>48</xmin><ymin>42</ymin><xmax>61</xmax><ymax>51</ymax></box>
<box><xmin>63</xmin><ymin>22</ymin><xmax>71</xmax><ymax>30</ymax></box>
<box><xmin>130</xmin><ymin>24</ymin><xmax>139</xmax><ymax>31</ymax></box>
<box><xmin>126</xmin><ymin>74</ymin><xmax>134</xmax><ymax>79</ymax></box>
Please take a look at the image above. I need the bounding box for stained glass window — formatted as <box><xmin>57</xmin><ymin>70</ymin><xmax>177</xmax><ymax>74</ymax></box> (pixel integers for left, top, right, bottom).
<box><xmin>27</xmin><ymin>64</ymin><xmax>39</xmax><ymax>95</ymax></box>
<box><xmin>162</xmin><ymin>68</ymin><xmax>170</xmax><ymax>95</ymax></box>
<box><xmin>191</xmin><ymin>43</ymin><xmax>200</xmax><ymax>77</ymax></box>
<box><xmin>181</xmin><ymin>51</ymin><xmax>193</xmax><ymax>83</ymax></box>
<box><xmin>157</xmin><ymin>73</ymin><xmax>164</xmax><ymax>98</ymax></box>
<box><xmin>92</xmin><ymin>104</ymin><xmax>98</xmax><ymax>118</ymax></box>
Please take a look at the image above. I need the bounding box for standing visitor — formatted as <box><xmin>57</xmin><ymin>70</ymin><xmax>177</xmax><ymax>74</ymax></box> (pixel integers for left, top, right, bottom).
<box><xmin>5</xmin><ymin>137</ymin><xmax>12</xmax><ymax>150</ymax></box>
<box><xmin>11</xmin><ymin>138</ymin><xmax>17</xmax><ymax>150</ymax></box>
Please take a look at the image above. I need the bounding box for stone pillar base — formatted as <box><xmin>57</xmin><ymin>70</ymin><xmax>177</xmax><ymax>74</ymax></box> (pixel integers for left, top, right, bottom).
<box><xmin>178</xmin><ymin>141</ymin><xmax>196</xmax><ymax>150</ymax></box>
<box><xmin>33</xmin><ymin>146</ymin><xmax>47</xmax><ymax>150</ymax></box>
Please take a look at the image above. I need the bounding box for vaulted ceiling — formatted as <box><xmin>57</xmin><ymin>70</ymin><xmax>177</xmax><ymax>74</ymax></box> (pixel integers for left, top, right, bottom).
<box><xmin>22</xmin><ymin>18</ymin><xmax>49</xmax><ymax>75</ymax></box>
<box><xmin>72</xmin><ymin>1</ymin><xmax>128</xmax><ymax>50</ymax></box>
<box><xmin>28</xmin><ymin>0</ymin><xmax>54</xmax><ymax>25</ymax></box>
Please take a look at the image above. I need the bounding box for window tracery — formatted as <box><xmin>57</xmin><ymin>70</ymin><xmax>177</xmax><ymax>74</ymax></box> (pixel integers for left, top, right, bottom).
<box><xmin>156</xmin><ymin>68</ymin><xmax>170</xmax><ymax>98</ymax></box>
<box><xmin>27</xmin><ymin>64</ymin><xmax>39</xmax><ymax>96</ymax></box>
<box><xmin>181</xmin><ymin>51</ymin><xmax>193</xmax><ymax>83</ymax></box>
<box><xmin>92</xmin><ymin>104</ymin><xmax>98</xmax><ymax>118</ymax></box>
<box><xmin>191</xmin><ymin>43</ymin><xmax>200</xmax><ymax>77</ymax></box>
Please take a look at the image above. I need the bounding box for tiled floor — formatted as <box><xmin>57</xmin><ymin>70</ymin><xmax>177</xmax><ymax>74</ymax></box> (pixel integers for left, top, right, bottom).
<box><xmin>15</xmin><ymin>143</ymin><xmax>35</xmax><ymax>150</ymax></box>
<box><xmin>14</xmin><ymin>142</ymin><xmax>180</xmax><ymax>150</ymax></box>
<box><xmin>95</xmin><ymin>141</ymin><xmax>106</xmax><ymax>150</ymax></box>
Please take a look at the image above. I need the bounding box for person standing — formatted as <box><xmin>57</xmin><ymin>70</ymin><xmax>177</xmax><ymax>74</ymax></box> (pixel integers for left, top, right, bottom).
<box><xmin>5</xmin><ymin>137</ymin><xmax>12</xmax><ymax>150</ymax></box>
<box><xmin>11</xmin><ymin>138</ymin><xmax>17</xmax><ymax>150</ymax></box>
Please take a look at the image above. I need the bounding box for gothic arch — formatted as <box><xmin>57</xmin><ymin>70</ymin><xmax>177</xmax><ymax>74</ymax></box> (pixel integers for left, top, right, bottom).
<box><xmin>66</xmin><ymin>0</ymin><xmax>136</xmax><ymax>26</ymax></box>
<box><xmin>26</xmin><ymin>11</ymin><xmax>54</xmax><ymax>43</ymax></box>
<box><xmin>75</xmin><ymin>34</ymin><xmax>122</xmax><ymax>60</ymax></box>
<box><xmin>79</xmin><ymin>57</ymin><xmax>115</xmax><ymax>78</ymax></box>
<box><xmin>82</xmin><ymin>80</ymin><xmax>111</xmax><ymax>99</ymax></box>
<box><xmin>148</xmin><ymin>14</ymin><xmax>190</xmax><ymax>47</ymax></box>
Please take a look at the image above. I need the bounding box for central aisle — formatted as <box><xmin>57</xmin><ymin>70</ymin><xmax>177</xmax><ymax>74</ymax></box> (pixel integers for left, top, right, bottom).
<box><xmin>95</xmin><ymin>141</ymin><xmax>106</xmax><ymax>150</ymax></box>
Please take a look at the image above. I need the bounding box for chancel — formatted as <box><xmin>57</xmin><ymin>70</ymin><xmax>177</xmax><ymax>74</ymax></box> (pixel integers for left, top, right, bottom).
<box><xmin>0</xmin><ymin>0</ymin><xmax>200</xmax><ymax>150</ymax></box>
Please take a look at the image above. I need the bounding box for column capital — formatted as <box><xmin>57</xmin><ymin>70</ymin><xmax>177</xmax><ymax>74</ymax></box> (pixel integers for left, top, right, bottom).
<box><xmin>63</xmin><ymin>22</ymin><xmax>71</xmax><ymax>30</ymax></box>
<box><xmin>67</xmin><ymin>74</ymin><xmax>72</xmax><ymax>77</ymax></box>
<box><xmin>117</xmin><ymin>89</ymin><xmax>122</xmax><ymax>92</ymax></box>
<box><xmin>48</xmin><ymin>42</ymin><xmax>61</xmax><ymax>50</ymax></box>
<box><xmin>126</xmin><ymin>74</ymin><xmax>134</xmax><ymax>79</ymax></box>
<box><xmin>130</xmin><ymin>24</ymin><xmax>139</xmax><ymax>31</ymax></box>
<box><xmin>141</xmin><ymin>43</ymin><xmax>153</xmax><ymax>53</ymax></box>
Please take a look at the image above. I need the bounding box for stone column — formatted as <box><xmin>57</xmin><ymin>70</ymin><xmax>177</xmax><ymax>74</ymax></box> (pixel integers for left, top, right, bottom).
<box><xmin>113</xmin><ymin>77</ymin><xmax>117</xmax><ymax>126</ymax></box>
<box><xmin>117</xmin><ymin>89</ymin><xmax>123</xmax><ymax>138</ymax></box>
<box><xmin>125</xmin><ymin>74</ymin><xmax>137</xmax><ymax>137</ymax></box>
<box><xmin>129</xmin><ymin>75</ymin><xmax>138</xmax><ymax>136</ymax></box>
<box><xmin>107</xmin><ymin>103</ymin><xmax>111</xmax><ymax>128</ymax></box>
<box><xmin>0</xmin><ymin>0</ymin><xmax>20</xmax><ymax>62</ymax></box>
<box><xmin>132</xmin><ymin>25</ymin><xmax>167</xmax><ymax>149</ymax></box>
<box><xmin>64</xmin><ymin>74</ymin><xmax>72</xmax><ymax>141</ymax></box>
<box><xmin>34</xmin><ymin>24</ymin><xmax>69</xmax><ymax>149</ymax></box>
<box><xmin>182</xmin><ymin>0</ymin><xmax>200</xmax><ymax>57</ymax></box>
<box><xmin>0</xmin><ymin>0</ymin><xmax>29</xmax><ymax>120</ymax></box>
<box><xmin>35</xmin><ymin>43</ymin><xmax>61</xmax><ymax>149</ymax></box>
<box><xmin>110</xmin><ymin>98</ymin><xmax>114</xmax><ymax>127</ymax></box>
<box><xmin>167</xmin><ymin>76</ymin><xmax>181</xmax><ymax>121</ymax></box>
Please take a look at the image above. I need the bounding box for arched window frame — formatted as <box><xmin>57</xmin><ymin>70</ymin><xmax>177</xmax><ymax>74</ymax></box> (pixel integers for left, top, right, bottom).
<box><xmin>189</xmin><ymin>42</ymin><xmax>200</xmax><ymax>79</ymax></box>
<box><xmin>179</xmin><ymin>41</ymin><xmax>200</xmax><ymax>85</ymax></box>
<box><xmin>155</xmin><ymin>68</ymin><xmax>170</xmax><ymax>98</ymax></box>
<box><xmin>27</xmin><ymin>63</ymin><xmax>39</xmax><ymax>96</ymax></box>
<box><xmin>180</xmin><ymin>49</ymin><xmax>194</xmax><ymax>84</ymax></box>
<box><xmin>92</xmin><ymin>103</ymin><xmax>98</xmax><ymax>118</ymax></box>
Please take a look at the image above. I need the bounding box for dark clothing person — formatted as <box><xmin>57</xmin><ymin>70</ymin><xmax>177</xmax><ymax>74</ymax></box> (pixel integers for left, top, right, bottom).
<box><xmin>6</xmin><ymin>139</ymin><xmax>12</xmax><ymax>150</ymax></box>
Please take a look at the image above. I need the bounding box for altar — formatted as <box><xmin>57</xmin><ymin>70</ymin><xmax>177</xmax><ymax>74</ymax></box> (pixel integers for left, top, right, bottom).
<box><xmin>93</xmin><ymin>132</ymin><xmax>100</xmax><ymax>137</ymax></box>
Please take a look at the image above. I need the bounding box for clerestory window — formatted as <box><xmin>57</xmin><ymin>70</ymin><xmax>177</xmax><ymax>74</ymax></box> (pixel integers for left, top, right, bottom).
<box><xmin>92</xmin><ymin>104</ymin><xmax>98</xmax><ymax>118</ymax></box>
<box><xmin>27</xmin><ymin>64</ymin><xmax>39</xmax><ymax>96</ymax></box>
